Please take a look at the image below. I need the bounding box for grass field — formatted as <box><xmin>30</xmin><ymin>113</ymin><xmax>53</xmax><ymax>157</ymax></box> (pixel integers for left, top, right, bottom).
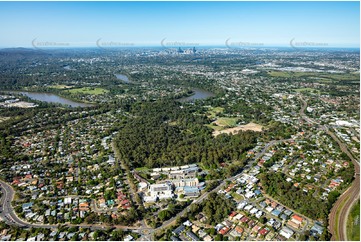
<box><xmin>205</xmin><ymin>123</ymin><xmax>224</xmax><ymax>131</ymax></box>
<box><xmin>135</xmin><ymin>167</ymin><xmax>150</xmax><ymax>172</ymax></box>
<box><xmin>230</xmin><ymin>192</ymin><xmax>243</xmax><ymax>202</ymax></box>
<box><xmin>68</xmin><ymin>87</ymin><xmax>109</xmax><ymax>95</ymax></box>
<box><xmin>207</xmin><ymin>106</ymin><xmax>224</xmax><ymax>118</ymax></box>
<box><xmin>268</xmin><ymin>71</ymin><xmax>359</xmax><ymax>82</ymax></box>
<box><xmin>267</xmin><ymin>71</ymin><xmax>323</xmax><ymax>78</ymax></box>
<box><xmin>214</xmin><ymin>117</ymin><xmax>239</xmax><ymax>127</ymax></box>
<box><xmin>347</xmin><ymin>199</ymin><xmax>360</xmax><ymax>241</ymax></box>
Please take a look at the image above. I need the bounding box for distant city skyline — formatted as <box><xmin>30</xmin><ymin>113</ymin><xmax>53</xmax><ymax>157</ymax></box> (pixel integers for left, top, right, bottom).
<box><xmin>0</xmin><ymin>1</ymin><xmax>359</xmax><ymax>48</ymax></box>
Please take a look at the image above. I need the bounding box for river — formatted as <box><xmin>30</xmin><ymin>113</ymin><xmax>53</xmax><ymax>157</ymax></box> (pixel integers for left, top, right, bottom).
<box><xmin>177</xmin><ymin>88</ymin><xmax>215</xmax><ymax>102</ymax></box>
<box><xmin>14</xmin><ymin>92</ymin><xmax>93</xmax><ymax>107</ymax></box>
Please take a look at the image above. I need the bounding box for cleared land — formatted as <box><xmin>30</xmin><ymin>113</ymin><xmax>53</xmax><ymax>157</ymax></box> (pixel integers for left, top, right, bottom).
<box><xmin>213</xmin><ymin>122</ymin><xmax>263</xmax><ymax>136</ymax></box>
<box><xmin>346</xmin><ymin>199</ymin><xmax>360</xmax><ymax>241</ymax></box>
<box><xmin>68</xmin><ymin>87</ymin><xmax>109</xmax><ymax>95</ymax></box>
<box><xmin>49</xmin><ymin>84</ymin><xmax>72</xmax><ymax>89</ymax></box>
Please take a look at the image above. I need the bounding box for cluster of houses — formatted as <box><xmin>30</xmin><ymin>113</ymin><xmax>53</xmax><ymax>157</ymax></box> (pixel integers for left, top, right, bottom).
<box><xmin>167</xmin><ymin>160</ymin><xmax>326</xmax><ymax>241</ymax></box>
<box><xmin>5</xmin><ymin>111</ymin><xmax>138</xmax><ymax>225</ymax></box>
<box><xmin>97</xmin><ymin>190</ymin><xmax>131</xmax><ymax>210</ymax></box>
<box><xmin>0</xmin><ymin>95</ymin><xmax>38</xmax><ymax>108</ymax></box>
<box><xmin>170</xmin><ymin>206</ymin><xmax>317</xmax><ymax>241</ymax></box>
<box><xmin>172</xmin><ymin>220</ymin><xmax>211</xmax><ymax>241</ymax></box>
<box><xmin>20</xmin><ymin>196</ymin><xmax>91</xmax><ymax>224</ymax></box>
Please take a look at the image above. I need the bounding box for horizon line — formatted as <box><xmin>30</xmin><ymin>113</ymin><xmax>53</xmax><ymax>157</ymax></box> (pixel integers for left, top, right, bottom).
<box><xmin>1</xmin><ymin>45</ymin><xmax>360</xmax><ymax>50</ymax></box>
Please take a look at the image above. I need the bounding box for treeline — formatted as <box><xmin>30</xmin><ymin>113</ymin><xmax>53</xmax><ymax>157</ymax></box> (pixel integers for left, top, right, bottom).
<box><xmin>224</xmin><ymin>100</ymin><xmax>273</xmax><ymax>124</ymax></box>
<box><xmin>187</xmin><ymin>192</ymin><xmax>235</xmax><ymax>225</ymax></box>
<box><xmin>115</xmin><ymin>100</ymin><xmax>258</xmax><ymax>169</ymax></box>
<box><xmin>260</xmin><ymin>172</ymin><xmax>329</xmax><ymax>221</ymax></box>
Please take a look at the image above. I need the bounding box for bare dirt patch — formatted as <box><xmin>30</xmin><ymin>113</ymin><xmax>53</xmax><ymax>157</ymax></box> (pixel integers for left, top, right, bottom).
<box><xmin>213</xmin><ymin>122</ymin><xmax>264</xmax><ymax>136</ymax></box>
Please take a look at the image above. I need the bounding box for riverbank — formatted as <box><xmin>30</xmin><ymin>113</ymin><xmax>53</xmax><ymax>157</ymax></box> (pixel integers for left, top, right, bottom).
<box><xmin>176</xmin><ymin>87</ymin><xmax>215</xmax><ymax>102</ymax></box>
<box><xmin>7</xmin><ymin>90</ymin><xmax>94</xmax><ymax>108</ymax></box>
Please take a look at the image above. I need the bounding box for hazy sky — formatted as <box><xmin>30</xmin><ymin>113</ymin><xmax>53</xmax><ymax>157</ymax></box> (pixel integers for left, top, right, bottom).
<box><xmin>0</xmin><ymin>1</ymin><xmax>359</xmax><ymax>48</ymax></box>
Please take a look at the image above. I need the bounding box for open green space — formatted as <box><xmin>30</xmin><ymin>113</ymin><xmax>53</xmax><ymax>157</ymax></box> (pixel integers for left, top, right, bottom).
<box><xmin>268</xmin><ymin>71</ymin><xmax>359</xmax><ymax>82</ymax></box>
<box><xmin>205</xmin><ymin>123</ymin><xmax>224</xmax><ymax>131</ymax></box>
<box><xmin>215</xmin><ymin>117</ymin><xmax>239</xmax><ymax>127</ymax></box>
<box><xmin>68</xmin><ymin>87</ymin><xmax>109</xmax><ymax>95</ymax></box>
<box><xmin>230</xmin><ymin>192</ymin><xmax>243</xmax><ymax>201</ymax></box>
<box><xmin>267</xmin><ymin>71</ymin><xmax>326</xmax><ymax>78</ymax></box>
<box><xmin>347</xmin><ymin>199</ymin><xmax>360</xmax><ymax>241</ymax></box>
<box><xmin>207</xmin><ymin>106</ymin><xmax>224</xmax><ymax>118</ymax></box>
<box><xmin>135</xmin><ymin>167</ymin><xmax>150</xmax><ymax>172</ymax></box>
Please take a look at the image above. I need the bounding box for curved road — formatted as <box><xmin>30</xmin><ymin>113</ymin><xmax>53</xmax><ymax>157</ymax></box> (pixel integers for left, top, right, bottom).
<box><xmin>0</xmin><ymin>179</ymin><xmax>150</xmax><ymax>232</ymax></box>
<box><xmin>299</xmin><ymin>95</ymin><xmax>360</xmax><ymax>241</ymax></box>
<box><xmin>0</xmin><ymin>137</ymin><xmax>289</xmax><ymax>240</ymax></box>
<box><xmin>2</xmin><ymin>95</ymin><xmax>357</xmax><ymax>241</ymax></box>
<box><xmin>326</xmin><ymin>129</ymin><xmax>360</xmax><ymax>241</ymax></box>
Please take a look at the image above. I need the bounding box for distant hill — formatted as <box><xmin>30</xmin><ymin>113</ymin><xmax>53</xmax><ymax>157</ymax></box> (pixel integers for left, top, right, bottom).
<box><xmin>0</xmin><ymin>47</ymin><xmax>51</xmax><ymax>58</ymax></box>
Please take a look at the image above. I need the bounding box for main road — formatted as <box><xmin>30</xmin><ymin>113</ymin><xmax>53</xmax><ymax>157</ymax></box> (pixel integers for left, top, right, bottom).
<box><xmin>0</xmin><ymin>179</ymin><xmax>149</xmax><ymax>232</ymax></box>
<box><xmin>0</xmin><ymin>179</ymin><xmax>31</xmax><ymax>228</ymax></box>
<box><xmin>153</xmin><ymin>138</ymin><xmax>290</xmax><ymax>236</ymax></box>
<box><xmin>298</xmin><ymin>95</ymin><xmax>360</xmax><ymax>241</ymax></box>
<box><xmin>0</xmin><ymin>138</ymin><xmax>290</xmax><ymax>240</ymax></box>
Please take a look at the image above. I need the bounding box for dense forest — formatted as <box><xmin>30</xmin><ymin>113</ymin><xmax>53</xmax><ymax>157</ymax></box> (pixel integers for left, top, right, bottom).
<box><xmin>114</xmin><ymin>100</ymin><xmax>259</xmax><ymax>169</ymax></box>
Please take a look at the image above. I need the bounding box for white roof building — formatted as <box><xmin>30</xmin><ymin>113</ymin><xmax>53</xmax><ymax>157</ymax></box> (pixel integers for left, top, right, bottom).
<box><xmin>280</xmin><ymin>227</ymin><xmax>294</xmax><ymax>239</ymax></box>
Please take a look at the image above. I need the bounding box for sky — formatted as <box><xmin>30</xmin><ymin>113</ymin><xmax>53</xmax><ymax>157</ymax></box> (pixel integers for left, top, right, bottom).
<box><xmin>0</xmin><ymin>1</ymin><xmax>359</xmax><ymax>48</ymax></box>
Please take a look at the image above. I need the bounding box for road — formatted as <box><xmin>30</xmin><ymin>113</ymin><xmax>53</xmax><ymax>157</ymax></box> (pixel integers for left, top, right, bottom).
<box><xmin>0</xmin><ymin>179</ymin><xmax>33</xmax><ymax>228</ymax></box>
<box><xmin>6</xmin><ymin>95</ymin><xmax>354</xmax><ymax>240</ymax></box>
<box><xmin>298</xmin><ymin>95</ymin><xmax>360</xmax><ymax>241</ymax></box>
<box><xmin>153</xmin><ymin>138</ymin><xmax>290</xmax><ymax>236</ymax></box>
<box><xmin>0</xmin><ymin>179</ymin><xmax>151</xmax><ymax>232</ymax></box>
<box><xmin>1</xmin><ymin>135</ymin><xmax>289</xmax><ymax>241</ymax></box>
<box><xmin>326</xmin><ymin>128</ymin><xmax>360</xmax><ymax>241</ymax></box>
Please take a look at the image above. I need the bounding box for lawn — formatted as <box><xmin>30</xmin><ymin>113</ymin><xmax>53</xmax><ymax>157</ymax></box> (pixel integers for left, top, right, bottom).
<box><xmin>68</xmin><ymin>87</ymin><xmax>109</xmax><ymax>95</ymax></box>
<box><xmin>214</xmin><ymin>117</ymin><xmax>239</xmax><ymax>127</ymax></box>
<box><xmin>347</xmin><ymin>199</ymin><xmax>360</xmax><ymax>241</ymax></box>
<box><xmin>135</xmin><ymin>167</ymin><xmax>150</xmax><ymax>172</ymax></box>
<box><xmin>268</xmin><ymin>71</ymin><xmax>318</xmax><ymax>78</ymax></box>
<box><xmin>268</xmin><ymin>71</ymin><xmax>359</xmax><ymax>82</ymax></box>
<box><xmin>205</xmin><ymin>123</ymin><xmax>224</xmax><ymax>131</ymax></box>
<box><xmin>207</xmin><ymin>106</ymin><xmax>224</xmax><ymax>118</ymax></box>
<box><xmin>230</xmin><ymin>192</ymin><xmax>243</xmax><ymax>202</ymax></box>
